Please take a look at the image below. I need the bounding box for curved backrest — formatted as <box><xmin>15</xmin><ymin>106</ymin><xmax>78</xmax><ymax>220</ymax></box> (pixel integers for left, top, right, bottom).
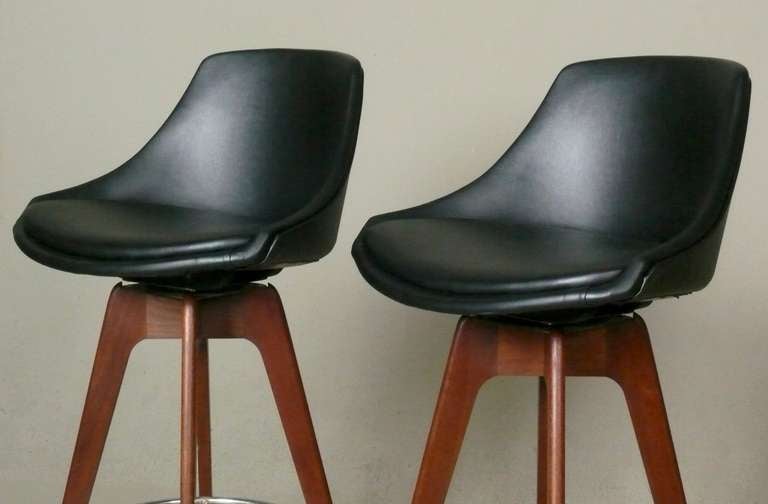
<box><xmin>469</xmin><ymin>56</ymin><xmax>750</xmax><ymax>242</ymax></box>
<box><xmin>103</xmin><ymin>49</ymin><xmax>363</xmax><ymax>220</ymax></box>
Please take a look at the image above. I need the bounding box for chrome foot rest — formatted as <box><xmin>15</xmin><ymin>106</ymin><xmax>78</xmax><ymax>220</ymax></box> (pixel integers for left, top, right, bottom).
<box><xmin>143</xmin><ymin>498</ymin><xmax>271</xmax><ymax>504</ymax></box>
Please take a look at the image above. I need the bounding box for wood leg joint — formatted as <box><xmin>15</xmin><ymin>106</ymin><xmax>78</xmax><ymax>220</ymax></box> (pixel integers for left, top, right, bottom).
<box><xmin>62</xmin><ymin>283</ymin><xmax>331</xmax><ymax>504</ymax></box>
<box><xmin>411</xmin><ymin>315</ymin><xmax>686</xmax><ymax>504</ymax></box>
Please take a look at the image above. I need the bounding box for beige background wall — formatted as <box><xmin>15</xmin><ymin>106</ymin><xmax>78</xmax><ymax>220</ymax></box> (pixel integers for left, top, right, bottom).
<box><xmin>1</xmin><ymin>1</ymin><xmax>767</xmax><ymax>503</ymax></box>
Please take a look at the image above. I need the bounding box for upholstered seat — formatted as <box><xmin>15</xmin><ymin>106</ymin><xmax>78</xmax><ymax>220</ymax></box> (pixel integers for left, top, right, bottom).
<box><xmin>358</xmin><ymin>217</ymin><xmax>663</xmax><ymax>294</ymax></box>
<box><xmin>14</xmin><ymin>49</ymin><xmax>363</xmax><ymax>289</ymax></box>
<box><xmin>18</xmin><ymin>199</ymin><xmax>257</xmax><ymax>260</ymax></box>
<box><xmin>353</xmin><ymin>56</ymin><xmax>750</xmax><ymax>319</ymax></box>
<box><xmin>13</xmin><ymin>49</ymin><xmax>365</xmax><ymax>504</ymax></box>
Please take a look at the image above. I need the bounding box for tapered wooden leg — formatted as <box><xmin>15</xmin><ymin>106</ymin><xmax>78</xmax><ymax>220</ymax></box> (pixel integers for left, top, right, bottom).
<box><xmin>610</xmin><ymin>318</ymin><xmax>687</xmax><ymax>504</ymax></box>
<box><xmin>195</xmin><ymin>337</ymin><xmax>213</xmax><ymax>496</ymax></box>
<box><xmin>409</xmin><ymin>314</ymin><xmax>684</xmax><ymax>504</ymax></box>
<box><xmin>62</xmin><ymin>285</ymin><xmax>146</xmax><ymax>504</ymax></box>
<box><xmin>537</xmin><ymin>378</ymin><xmax>547</xmax><ymax>504</ymax></box>
<box><xmin>241</xmin><ymin>287</ymin><xmax>332</xmax><ymax>504</ymax></box>
<box><xmin>62</xmin><ymin>283</ymin><xmax>339</xmax><ymax>504</ymax></box>
<box><xmin>544</xmin><ymin>334</ymin><xmax>565</xmax><ymax>504</ymax></box>
<box><xmin>411</xmin><ymin>319</ymin><xmax>498</xmax><ymax>504</ymax></box>
<box><xmin>180</xmin><ymin>296</ymin><xmax>197</xmax><ymax>504</ymax></box>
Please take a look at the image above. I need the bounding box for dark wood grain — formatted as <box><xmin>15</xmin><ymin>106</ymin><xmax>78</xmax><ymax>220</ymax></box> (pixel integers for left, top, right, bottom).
<box><xmin>608</xmin><ymin>317</ymin><xmax>687</xmax><ymax>504</ymax></box>
<box><xmin>236</xmin><ymin>286</ymin><xmax>333</xmax><ymax>504</ymax></box>
<box><xmin>544</xmin><ymin>333</ymin><xmax>565</xmax><ymax>504</ymax></box>
<box><xmin>61</xmin><ymin>285</ymin><xmax>146</xmax><ymax>504</ymax></box>
<box><xmin>536</xmin><ymin>377</ymin><xmax>547</xmax><ymax>504</ymax></box>
<box><xmin>61</xmin><ymin>282</ymin><xmax>332</xmax><ymax>503</ymax></box>
<box><xmin>410</xmin><ymin>314</ymin><xmax>686</xmax><ymax>504</ymax></box>
<box><xmin>195</xmin><ymin>337</ymin><xmax>213</xmax><ymax>497</ymax></box>
<box><xmin>410</xmin><ymin>319</ymin><xmax>498</xmax><ymax>504</ymax></box>
<box><xmin>180</xmin><ymin>296</ymin><xmax>197</xmax><ymax>504</ymax></box>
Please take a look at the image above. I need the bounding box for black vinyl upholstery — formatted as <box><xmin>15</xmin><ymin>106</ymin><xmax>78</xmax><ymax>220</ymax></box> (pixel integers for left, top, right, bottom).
<box><xmin>14</xmin><ymin>49</ymin><xmax>364</xmax><ymax>290</ymax></box>
<box><xmin>353</xmin><ymin>56</ymin><xmax>750</xmax><ymax>319</ymax></box>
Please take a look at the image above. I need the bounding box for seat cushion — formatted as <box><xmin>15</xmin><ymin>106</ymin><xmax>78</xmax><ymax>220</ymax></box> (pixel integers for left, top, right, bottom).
<box><xmin>19</xmin><ymin>199</ymin><xmax>258</xmax><ymax>260</ymax></box>
<box><xmin>14</xmin><ymin>190</ymin><xmax>347</xmax><ymax>288</ymax></box>
<box><xmin>358</xmin><ymin>218</ymin><xmax>659</xmax><ymax>296</ymax></box>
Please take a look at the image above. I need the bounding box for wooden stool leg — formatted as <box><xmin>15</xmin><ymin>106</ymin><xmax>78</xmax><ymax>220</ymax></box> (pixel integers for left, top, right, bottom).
<box><xmin>180</xmin><ymin>296</ymin><xmax>197</xmax><ymax>504</ymax></box>
<box><xmin>62</xmin><ymin>285</ymin><xmax>146</xmax><ymax>504</ymax></box>
<box><xmin>242</xmin><ymin>287</ymin><xmax>332</xmax><ymax>504</ymax></box>
<box><xmin>536</xmin><ymin>377</ymin><xmax>548</xmax><ymax>504</ymax></box>
<box><xmin>610</xmin><ymin>318</ymin><xmax>687</xmax><ymax>504</ymax></box>
<box><xmin>405</xmin><ymin>314</ymin><xmax>683</xmax><ymax>504</ymax></box>
<box><xmin>544</xmin><ymin>333</ymin><xmax>565</xmax><ymax>504</ymax></box>
<box><xmin>411</xmin><ymin>319</ymin><xmax>498</xmax><ymax>504</ymax></box>
<box><xmin>195</xmin><ymin>337</ymin><xmax>213</xmax><ymax>496</ymax></box>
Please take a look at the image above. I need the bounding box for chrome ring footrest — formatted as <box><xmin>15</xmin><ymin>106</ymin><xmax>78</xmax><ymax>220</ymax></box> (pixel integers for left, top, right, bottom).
<box><xmin>142</xmin><ymin>498</ymin><xmax>271</xmax><ymax>504</ymax></box>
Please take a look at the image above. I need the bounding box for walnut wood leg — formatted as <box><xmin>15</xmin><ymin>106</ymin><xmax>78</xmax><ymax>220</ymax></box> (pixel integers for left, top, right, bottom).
<box><xmin>537</xmin><ymin>377</ymin><xmax>547</xmax><ymax>504</ymax></box>
<box><xmin>240</xmin><ymin>287</ymin><xmax>332</xmax><ymax>504</ymax></box>
<box><xmin>609</xmin><ymin>317</ymin><xmax>687</xmax><ymax>504</ymax></box>
<box><xmin>62</xmin><ymin>283</ymin><xmax>338</xmax><ymax>503</ymax></box>
<box><xmin>180</xmin><ymin>296</ymin><xmax>197</xmax><ymax>504</ymax></box>
<box><xmin>411</xmin><ymin>319</ymin><xmax>498</xmax><ymax>504</ymax></box>
<box><xmin>408</xmin><ymin>314</ymin><xmax>684</xmax><ymax>504</ymax></box>
<box><xmin>544</xmin><ymin>333</ymin><xmax>565</xmax><ymax>504</ymax></box>
<box><xmin>62</xmin><ymin>285</ymin><xmax>146</xmax><ymax>504</ymax></box>
<box><xmin>195</xmin><ymin>337</ymin><xmax>213</xmax><ymax>496</ymax></box>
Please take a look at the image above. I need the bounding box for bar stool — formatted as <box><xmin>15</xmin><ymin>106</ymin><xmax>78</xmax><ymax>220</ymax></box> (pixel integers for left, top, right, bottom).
<box><xmin>14</xmin><ymin>49</ymin><xmax>363</xmax><ymax>504</ymax></box>
<box><xmin>352</xmin><ymin>56</ymin><xmax>750</xmax><ymax>504</ymax></box>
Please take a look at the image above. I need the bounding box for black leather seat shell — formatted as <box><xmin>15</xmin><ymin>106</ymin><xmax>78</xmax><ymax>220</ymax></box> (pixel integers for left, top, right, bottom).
<box><xmin>353</xmin><ymin>56</ymin><xmax>750</xmax><ymax>318</ymax></box>
<box><xmin>362</xmin><ymin>218</ymin><xmax>660</xmax><ymax>295</ymax></box>
<box><xmin>15</xmin><ymin>49</ymin><xmax>364</xmax><ymax>289</ymax></box>
<box><xmin>21</xmin><ymin>200</ymin><xmax>255</xmax><ymax>260</ymax></box>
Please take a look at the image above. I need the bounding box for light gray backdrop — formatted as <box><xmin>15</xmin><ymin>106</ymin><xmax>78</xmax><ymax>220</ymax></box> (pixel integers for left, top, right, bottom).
<box><xmin>1</xmin><ymin>1</ymin><xmax>766</xmax><ymax>502</ymax></box>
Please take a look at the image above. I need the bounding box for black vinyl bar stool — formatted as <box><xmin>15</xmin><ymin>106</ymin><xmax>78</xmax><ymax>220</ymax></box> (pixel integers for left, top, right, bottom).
<box><xmin>353</xmin><ymin>56</ymin><xmax>750</xmax><ymax>504</ymax></box>
<box><xmin>14</xmin><ymin>49</ymin><xmax>363</xmax><ymax>504</ymax></box>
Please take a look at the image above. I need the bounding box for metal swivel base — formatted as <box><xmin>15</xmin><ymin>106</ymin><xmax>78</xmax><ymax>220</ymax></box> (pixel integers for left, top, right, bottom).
<box><xmin>143</xmin><ymin>498</ymin><xmax>271</xmax><ymax>504</ymax></box>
